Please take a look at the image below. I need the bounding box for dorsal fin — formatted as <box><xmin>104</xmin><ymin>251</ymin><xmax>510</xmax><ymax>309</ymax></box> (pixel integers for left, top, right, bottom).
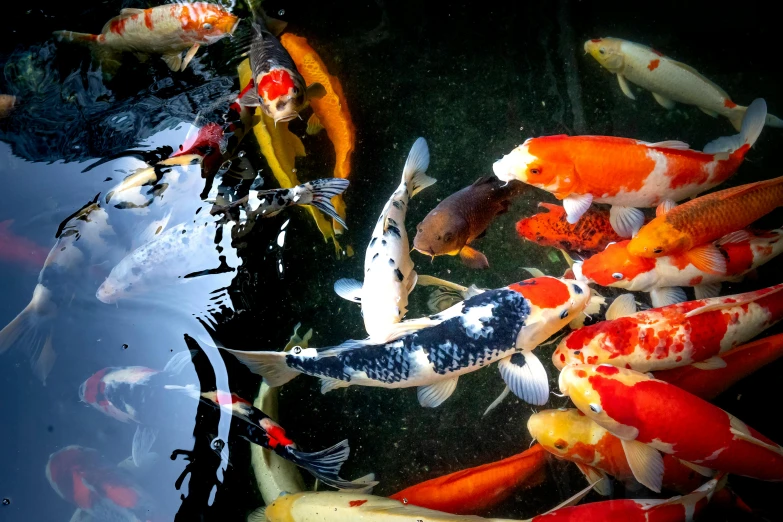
<box><xmin>717</xmin><ymin>176</ymin><xmax>783</xmax><ymax>201</ymax></box>
<box><xmin>685</xmin><ymin>286</ymin><xmax>783</xmax><ymax>318</ymax></box>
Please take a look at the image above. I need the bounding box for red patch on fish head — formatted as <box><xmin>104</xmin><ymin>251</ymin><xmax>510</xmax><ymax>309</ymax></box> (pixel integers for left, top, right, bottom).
<box><xmin>349</xmin><ymin>500</ymin><xmax>368</xmax><ymax>507</ymax></box>
<box><xmin>590</xmin><ymin>39</ymin><xmax>602</xmax><ymax>43</ymax></box>
<box><xmin>109</xmin><ymin>16</ymin><xmax>129</xmax><ymax>36</ymax></box>
<box><xmin>79</xmin><ymin>368</ymin><xmax>109</xmax><ymax>405</ymax></box>
<box><xmin>595</xmin><ymin>364</ymin><xmax>619</xmax><ymax>376</ymax></box>
<box><xmin>581</xmin><ymin>240</ymin><xmax>654</xmax><ymax>286</ymax></box>
<box><xmin>647</xmin><ymin>59</ymin><xmax>660</xmax><ymax>71</ymax></box>
<box><xmin>509</xmin><ymin>277</ymin><xmax>571</xmax><ymax>309</ymax></box>
<box><xmin>259</xmin><ymin>69</ymin><xmax>297</xmax><ymax>102</ymax></box>
<box><xmin>724</xmin><ymin>99</ymin><xmax>737</xmax><ymax>109</ymax></box>
<box><xmin>524</xmin><ymin>136</ymin><xmax>575</xmax><ymax>189</ymax></box>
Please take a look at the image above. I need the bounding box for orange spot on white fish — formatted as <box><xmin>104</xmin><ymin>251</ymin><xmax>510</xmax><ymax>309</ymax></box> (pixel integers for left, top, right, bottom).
<box><xmin>349</xmin><ymin>500</ymin><xmax>368</xmax><ymax>507</ymax></box>
<box><xmin>144</xmin><ymin>9</ymin><xmax>154</xmax><ymax>30</ymax></box>
<box><xmin>648</xmin><ymin>59</ymin><xmax>660</xmax><ymax>71</ymax></box>
<box><xmin>724</xmin><ymin>99</ymin><xmax>738</xmax><ymax>109</ymax></box>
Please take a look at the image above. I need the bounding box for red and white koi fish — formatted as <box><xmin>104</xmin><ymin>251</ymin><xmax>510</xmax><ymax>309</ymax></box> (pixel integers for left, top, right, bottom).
<box><xmin>577</xmin><ymin>229</ymin><xmax>783</xmax><ymax>307</ymax></box>
<box><xmin>584</xmin><ymin>38</ymin><xmax>783</xmax><ymax>131</ymax></box>
<box><xmin>553</xmin><ymin>284</ymin><xmax>783</xmax><ymax>373</ymax></box>
<box><xmin>492</xmin><ymin>100</ymin><xmax>767</xmax><ymax>238</ymax></box>
<box><xmin>0</xmin><ymin>220</ymin><xmax>50</xmax><ymax>270</ymax></box>
<box><xmin>559</xmin><ymin>364</ymin><xmax>783</xmax><ymax>491</ymax></box>
<box><xmin>53</xmin><ymin>3</ymin><xmax>239</xmax><ymax>72</ymax></box>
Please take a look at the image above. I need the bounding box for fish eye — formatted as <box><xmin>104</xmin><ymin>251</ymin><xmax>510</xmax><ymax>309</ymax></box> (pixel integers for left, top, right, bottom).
<box><xmin>653</xmin><ymin>247</ymin><xmax>663</xmax><ymax>254</ymax></box>
<box><xmin>203</xmin><ymin>23</ymin><xmax>213</xmax><ymax>30</ymax></box>
<box><xmin>292</xmin><ymin>346</ymin><xmax>302</xmax><ymax>354</ymax></box>
<box><xmin>444</xmin><ymin>232</ymin><xmax>453</xmax><ymax>242</ymax></box>
<box><xmin>612</xmin><ymin>272</ymin><xmax>623</xmax><ymax>280</ymax></box>
<box><xmin>589</xmin><ymin>404</ymin><xmax>602</xmax><ymax>413</ymax></box>
<box><xmin>529</xmin><ymin>168</ymin><xmax>541</xmax><ymax>175</ymax></box>
<box><xmin>599</xmin><ymin>48</ymin><xmax>606</xmax><ymax>55</ymax></box>
<box><xmin>559</xmin><ymin>309</ymin><xmax>569</xmax><ymax>319</ymax></box>
<box><xmin>554</xmin><ymin>441</ymin><xmax>567</xmax><ymax>450</ymax></box>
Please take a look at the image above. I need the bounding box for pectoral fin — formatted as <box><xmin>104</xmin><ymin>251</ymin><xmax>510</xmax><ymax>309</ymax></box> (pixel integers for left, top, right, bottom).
<box><xmin>650</xmin><ymin>287</ymin><xmax>687</xmax><ymax>308</ymax></box>
<box><xmin>609</xmin><ymin>206</ymin><xmax>645</xmax><ymax>237</ymax></box>
<box><xmin>306</xmin><ymin>114</ymin><xmax>325</xmax><ymax>135</ymax></box>
<box><xmin>574</xmin><ymin>463</ymin><xmax>613</xmax><ymax>496</ymax></box>
<box><xmin>181</xmin><ymin>43</ymin><xmax>201</xmax><ymax>71</ymax></box>
<box><xmin>652</xmin><ymin>92</ymin><xmax>676</xmax><ymax>110</ymax></box>
<box><xmin>563</xmin><ymin>193</ymin><xmax>593</xmax><ymax>224</ymax></box>
<box><xmin>161</xmin><ymin>53</ymin><xmax>183</xmax><ymax>71</ymax></box>
<box><xmin>680</xmin><ymin>459</ymin><xmax>715</xmax><ymax>477</ymax></box>
<box><xmin>306</xmin><ymin>82</ymin><xmax>327</xmax><ymax>100</ymax></box>
<box><xmin>320</xmin><ymin>377</ymin><xmax>349</xmax><ymax>394</ymax></box>
<box><xmin>617</xmin><ymin>74</ymin><xmax>636</xmax><ymax>100</ymax></box>
<box><xmin>621</xmin><ymin>439</ymin><xmax>664</xmax><ymax>493</ymax></box>
<box><xmin>656</xmin><ymin>199</ymin><xmax>677</xmax><ymax>217</ymax></box>
<box><xmin>686</xmin><ymin>244</ymin><xmax>727</xmax><ymax>275</ymax></box>
<box><xmin>499</xmin><ymin>352</ymin><xmax>549</xmax><ymax>406</ymax></box>
<box><xmin>606</xmin><ymin>293</ymin><xmax>637</xmax><ymax>320</ymax></box>
<box><xmin>694</xmin><ymin>282</ymin><xmax>721</xmax><ymax>300</ymax></box>
<box><xmin>700</xmin><ymin>107</ymin><xmax>719</xmax><ymax>118</ymax></box>
<box><xmin>417</xmin><ymin>376</ymin><xmax>459</xmax><ymax>407</ymax></box>
<box><xmin>692</xmin><ymin>356</ymin><xmax>727</xmax><ymax>370</ymax></box>
<box><xmin>334</xmin><ymin>278</ymin><xmax>362</xmax><ymax>303</ymax></box>
<box><xmin>459</xmin><ymin>246</ymin><xmax>489</xmax><ymax>269</ymax></box>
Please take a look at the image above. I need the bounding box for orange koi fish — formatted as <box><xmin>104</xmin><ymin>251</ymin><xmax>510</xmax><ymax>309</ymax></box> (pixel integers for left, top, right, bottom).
<box><xmin>280</xmin><ymin>33</ymin><xmax>356</xmax><ymax>234</ymax></box>
<box><xmin>655</xmin><ymin>333</ymin><xmax>783</xmax><ymax>400</ymax></box>
<box><xmin>493</xmin><ymin>99</ymin><xmax>767</xmax><ymax>238</ymax></box>
<box><xmin>628</xmin><ymin>176</ymin><xmax>783</xmax><ymax>271</ymax></box>
<box><xmin>516</xmin><ymin>202</ymin><xmax>626</xmax><ymax>253</ymax></box>
<box><xmin>53</xmin><ymin>3</ymin><xmax>238</xmax><ymax>72</ymax></box>
<box><xmin>553</xmin><ymin>284</ymin><xmax>783</xmax><ymax>373</ymax></box>
<box><xmin>389</xmin><ymin>444</ymin><xmax>547</xmax><ymax>514</ymax></box>
<box><xmin>560</xmin><ymin>364</ymin><xmax>783</xmax><ymax>491</ymax></box>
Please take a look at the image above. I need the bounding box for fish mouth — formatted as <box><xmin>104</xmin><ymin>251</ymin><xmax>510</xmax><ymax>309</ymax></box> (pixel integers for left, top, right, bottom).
<box><xmin>273</xmin><ymin>113</ymin><xmax>299</xmax><ymax>125</ymax></box>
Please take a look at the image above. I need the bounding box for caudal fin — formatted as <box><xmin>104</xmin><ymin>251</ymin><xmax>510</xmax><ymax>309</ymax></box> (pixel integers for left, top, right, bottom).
<box><xmin>0</xmin><ymin>284</ymin><xmax>58</xmax><ymax>382</ymax></box>
<box><xmin>306</xmin><ymin>179</ymin><xmax>350</xmax><ymax>230</ymax></box>
<box><xmin>708</xmin><ymin>99</ymin><xmax>767</xmax><ymax>153</ymax></box>
<box><xmin>288</xmin><ymin>439</ymin><xmax>376</xmax><ymax>490</ymax></box>
<box><xmin>402</xmin><ymin>137</ymin><xmax>436</xmax><ymax>198</ymax></box>
<box><xmin>221</xmin><ymin>348</ymin><xmax>300</xmax><ymax>387</ymax></box>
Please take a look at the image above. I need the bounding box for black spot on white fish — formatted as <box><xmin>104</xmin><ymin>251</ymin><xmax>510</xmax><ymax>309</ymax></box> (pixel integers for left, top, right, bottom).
<box><xmin>572</xmin><ymin>284</ymin><xmax>583</xmax><ymax>294</ymax></box>
<box><xmin>387</xmin><ymin>218</ymin><xmax>398</xmax><ymax>227</ymax></box>
<box><xmin>509</xmin><ymin>353</ymin><xmax>527</xmax><ymax>366</ymax></box>
<box><xmin>395</xmin><ymin>268</ymin><xmax>403</xmax><ymax>281</ymax></box>
<box><xmin>559</xmin><ymin>309</ymin><xmax>568</xmax><ymax>319</ymax></box>
<box><xmin>370</xmin><ymin>237</ymin><xmax>378</xmax><ymax>247</ymax></box>
<box><xmin>382</xmin><ymin>239</ymin><xmax>387</xmax><ymax>246</ymax></box>
<box><xmin>386</xmin><ymin>225</ymin><xmax>401</xmax><ymax>238</ymax></box>
<box><xmin>131</xmin><ymin>267</ymin><xmax>142</xmax><ymax>276</ymax></box>
<box><xmin>392</xmin><ymin>200</ymin><xmax>403</xmax><ymax>210</ymax></box>
<box><xmin>388</xmin><ymin>258</ymin><xmax>395</xmax><ymax>266</ymax></box>
<box><xmin>372</xmin><ymin>253</ymin><xmax>379</xmax><ymax>261</ymax></box>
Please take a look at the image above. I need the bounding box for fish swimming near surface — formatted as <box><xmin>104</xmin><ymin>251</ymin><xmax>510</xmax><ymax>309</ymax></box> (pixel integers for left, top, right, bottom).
<box><xmin>584</xmin><ymin>37</ymin><xmax>783</xmax><ymax>131</ymax></box>
<box><xmin>492</xmin><ymin>99</ymin><xmax>767</xmax><ymax>238</ymax></box>
<box><xmin>227</xmin><ymin>276</ymin><xmax>591</xmax><ymax>407</ymax></box>
<box><xmin>0</xmin><ymin>94</ymin><xmax>15</xmax><ymax>118</ymax></box>
<box><xmin>0</xmin><ymin>220</ymin><xmax>50</xmax><ymax>270</ymax></box>
<box><xmin>333</xmin><ymin>138</ymin><xmax>435</xmax><ymax>341</ymax></box>
<box><xmin>553</xmin><ymin>284</ymin><xmax>783</xmax><ymax>373</ymax></box>
<box><xmin>53</xmin><ymin>3</ymin><xmax>239</xmax><ymax>73</ymax></box>
<box><xmin>559</xmin><ymin>364</ymin><xmax>783</xmax><ymax>491</ymax></box>
<box><xmin>577</xmin><ymin>229</ymin><xmax>783</xmax><ymax>307</ymax></box>
<box><xmin>515</xmin><ymin>203</ymin><xmax>626</xmax><ymax>254</ymax></box>
<box><xmin>628</xmin><ymin>176</ymin><xmax>783</xmax><ymax>268</ymax></box>
<box><xmin>413</xmin><ymin>176</ymin><xmax>526</xmax><ymax>269</ymax></box>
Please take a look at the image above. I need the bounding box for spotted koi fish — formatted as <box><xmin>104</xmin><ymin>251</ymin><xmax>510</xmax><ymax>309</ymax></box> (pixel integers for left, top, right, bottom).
<box><xmin>334</xmin><ymin>138</ymin><xmax>435</xmax><ymax>341</ymax></box>
<box><xmin>578</xmin><ymin>229</ymin><xmax>783</xmax><ymax>307</ymax></box>
<box><xmin>584</xmin><ymin>38</ymin><xmax>783</xmax><ymax>131</ymax></box>
<box><xmin>227</xmin><ymin>277</ymin><xmax>590</xmax><ymax>407</ymax></box>
<box><xmin>492</xmin><ymin>99</ymin><xmax>767</xmax><ymax>239</ymax></box>
<box><xmin>53</xmin><ymin>3</ymin><xmax>239</xmax><ymax>72</ymax></box>
<box><xmin>559</xmin><ymin>364</ymin><xmax>783</xmax><ymax>492</ymax></box>
<box><xmin>553</xmin><ymin>284</ymin><xmax>783</xmax><ymax>373</ymax></box>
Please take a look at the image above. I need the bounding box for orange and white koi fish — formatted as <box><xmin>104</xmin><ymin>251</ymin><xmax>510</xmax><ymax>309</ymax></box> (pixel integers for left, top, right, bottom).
<box><xmin>53</xmin><ymin>3</ymin><xmax>239</xmax><ymax>72</ymax></box>
<box><xmin>553</xmin><ymin>284</ymin><xmax>783</xmax><ymax>373</ymax></box>
<box><xmin>577</xmin><ymin>229</ymin><xmax>783</xmax><ymax>307</ymax></box>
<box><xmin>628</xmin><ymin>176</ymin><xmax>783</xmax><ymax>267</ymax></box>
<box><xmin>584</xmin><ymin>38</ymin><xmax>783</xmax><ymax>131</ymax></box>
<box><xmin>492</xmin><ymin>99</ymin><xmax>767</xmax><ymax>238</ymax></box>
<box><xmin>559</xmin><ymin>364</ymin><xmax>783</xmax><ymax>491</ymax></box>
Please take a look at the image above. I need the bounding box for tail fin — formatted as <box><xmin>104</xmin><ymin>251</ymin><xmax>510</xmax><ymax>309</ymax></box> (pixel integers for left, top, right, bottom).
<box><xmin>0</xmin><ymin>284</ymin><xmax>58</xmax><ymax>383</ymax></box>
<box><xmin>402</xmin><ymin>137</ymin><xmax>436</xmax><ymax>198</ymax></box>
<box><xmin>221</xmin><ymin>348</ymin><xmax>300</xmax><ymax>387</ymax></box>
<box><xmin>306</xmin><ymin>179</ymin><xmax>350</xmax><ymax>230</ymax></box>
<box><xmin>764</xmin><ymin>113</ymin><xmax>783</xmax><ymax>128</ymax></box>
<box><xmin>707</xmin><ymin>99</ymin><xmax>767</xmax><ymax>153</ymax></box>
<box><xmin>288</xmin><ymin>439</ymin><xmax>375</xmax><ymax>490</ymax></box>
<box><xmin>53</xmin><ymin>31</ymin><xmax>100</xmax><ymax>44</ymax></box>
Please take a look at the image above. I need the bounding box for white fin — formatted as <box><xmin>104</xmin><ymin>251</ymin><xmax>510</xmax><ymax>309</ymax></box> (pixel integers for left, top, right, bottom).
<box><xmin>523</xmin><ymin>267</ymin><xmax>547</xmax><ymax>278</ymax></box>
<box><xmin>694</xmin><ymin>282</ymin><xmax>721</xmax><ymax>300</ymax></box>
<box><xmin>417</xmin><ymin>376</ymin><xmax>459</xmax><ymax>407</ymax></box>
<box><xmin>161</xmin><ymin>53</ymin><xmax>183</xmax><ymax>72</ymax></box>
<box><xmin>181</xmin><ymin>43</ymin><xmax>201</xmax><ymax>71</ymax></box>
<box><xmin>571</xmin><ymin>261</ymin><xmax>585</xmax><ymax>282</ymax></box>
<box><xmin>334</xmin><ymin>278</ymin><xmax>362</xmax><ymax>303</ymax></box>
<box><xmin>563</xmin><ymin>193</ymin><xmax>593</xmax><ymax>224</ymax></box>
<box><xmin>119</xmin><ymin>8</ymin><xmax>144</xmax><ymax>15</ymax></box>
<box><xmin>651</xmin><ymin>93</ymin><xmax>676</xmax><ymax>110</ymax></box>
<box><xmin>704</xmin><ymin>98</ymin><xmax>767</xmax><ymax>153</ymax></box>
<box><xmin>621</xmin><ymin>439</ymin><xmax>664</xmax><ymax>493</ymax></box>
<box><xmin>685</xmin><ymin>244</ymin><xmax>726</xmax><ymax>275</ymax></box>
<box><xmin>416</xmin><ymin>274</ymin><xmax>468</xmax><ymax>293</ymax></box>
<box><xmin>482</xmin><ymin>385</ymin><xmax>511</xmax><ymax>417</ymax></box>
<box><xmin>729</xmin><ymin>415</ymin><xmax>783</xmax><ymax>455</ymax></box>
<box><xmin>609</xmin><ymin>206</ymin><xmax>645</xmax><ymax>237</ymax></box>
<box><xmin>617</xmin><ymin>74</ymin><xmax>636</xmax><ymax>100</ymax></box>
<box><xmin>685</xmin><ymin>286</ymin><xmax>783</xmax><ymax>318</ymax></box>
<box><xmin>136</xmin><ymin>210</ymin><xmax>172</xmax><ymax>246</ymax></box>
<box><xmin>679</xmin><ymin>459</ymin><xmax>715</xmax><ymax>477</ymax></box>
<box><xmin>306</xmin><ymin>114</ymin><xmax>325</xmax><ymax>135</ymax></box>
<box><xmin>247</xmin><ymin>506</ymin><xmax>266</xmax><ymax>522</ymax></box>
<box><xmin>321</xmin><ymin>377</ymin><xmax>349</xmax><ymax>394</ymax></box>
<box><xmin>691</xmin><ymin>356</ymin><xmax>728</xmax><ymax>370</ymax></box>
<box><xmin>574</xmin><ymin>462</ymin><xmax>613</xmax><ymax>496</ymax></box>
<box><xmin>646</xmin><ymin>139</ymin><xmax>689</xmax><ymax>150</ymax></box>
<box><xmin>559</xmin><ymin>248</ymin><xmax>576</xmax><ymax>268</ymax></box>
<box><xmin>402</xmin><ymin>138</ymin><xmax>436</xmax><ymax>197</ymax></box>
<box><xmin>132</xmin><ymin>426</ymin><xmax>159</xmax><ymax>469</ymax></box>
<box><xmin>700</xmin><ymin>107</ymin><xmax>719</xmax><ymax>118</ymax></box>
<box><xmin>499</xmin><ymin>352</ymin><xmax>549</xmax><ymax>406</ymax></box>
<box><xmin>716</xmin><ymin>230</ymin><xmax>752</xmax><ymax>246</ymax></box>
<box><xmin>222</xmin><ymin>348</ymin><xmax>300</xmax><ymax>387</ymax></box>
<box><xmin>406</xmin><ymin>270</ymin><xmax>418</xmax><ymax>295</ymax></box>
<box><xmin>650</xmin><ymin>287</ymin><xmax>687</xmax><ymax>308</ymax></box>
<box><xmin>584</xmin><ymin>291</ymin><xmax>607</xmax><ymax>316</ymax></box>
<box><xmin>543</xmin><ymin>482</ymin><xmax>598</xmax><ymax>514</ymax></box>
<box><xmin>350</xmin><ymin>473</ymin><xmax>377</xmax><ymax>494</ymax></box>
<box><xmin>656</xmin><ymin>199</ymin><xmax>677</xmax><ymax>217</ymax></box>
<box><xmin>162</xmin><ymin>350</ymin><xmax>193</xmax><ymax>374</ymax></box>
<box><xmin>606</xmin><ymin>294</ymin><xmax>637</xmax><ymax>320</ymax></box>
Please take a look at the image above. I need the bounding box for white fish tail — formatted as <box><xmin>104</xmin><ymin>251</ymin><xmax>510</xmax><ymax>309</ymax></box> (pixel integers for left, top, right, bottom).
<box><xmin>0</xmin><ymin>284</ymin><xmax>58</xmax><ymax>382</ymax></box>
<box><xmin>709</xmin><ymin>99</ymin><xmax>767</xmax><ymax>152</ymax></box>
<box><xmin>306</xmin><ymin>178</ymin><xmax>350</xmax><ymax>230</ymax></box>
<box><xmin>402</xmin><ymin>137</ymin><xmax>436</xmax><ymax>198</ymax></box>
<box><xmin>222</xmin><ymin>348</ymin><xmax>300</xmax><ymax>387</ymax></box>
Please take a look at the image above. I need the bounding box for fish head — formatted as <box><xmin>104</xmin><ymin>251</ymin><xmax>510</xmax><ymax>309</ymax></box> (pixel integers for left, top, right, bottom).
<box><xmin>584</xmin><ymin>38</ymin><xmax>624</xmax><ymax>72</ymax></box>
<box><xmin>192</xmin><ymin>4</ymin><xmax>240</xmax><ymax>43</ymax></box>
<box><xmin>97</xmin><ymin>257</ymin><xmax>146</xmax><ymax>304</ymax></box>
<box><xmin>172</xmin><ymin>123</ymin><xmax>225</xmax><ymax>177</ymax></box>
<box><xmin>413</xmin><ymin>210</ymin><xmax>469</xmax><ymax>256</ymax></box>
<box><xmin>46</xmin><ymin>445</ymin><xmax>101</xmax><ymax>505</ymax></box>
<box><xmin>256</xmin><ymin>68</ymin><xmax>307</xmax><ymax>124</ymax></box>
<box><xmin>515</xmin><ymin>202</ymin><xmax>566</xmax><ymax>242</ymax></box>
<box><xmin>527</xmin><ymin>408</ymin><xmax>598</xmax><ymax>460</ymax></box>
<box><xmin>581</xmin><ymin>240</ymin><xmax>655</xmax><ymax>287</ymax></box>
<box><xmin>493</xmin><ymin>137</ymin><xmax>576</xmax><ymax>194</ymax></box>
<box><xmin>627</xmin><ymin>218</ymin><xmax>690</xmax><ymax>258</ymax></box>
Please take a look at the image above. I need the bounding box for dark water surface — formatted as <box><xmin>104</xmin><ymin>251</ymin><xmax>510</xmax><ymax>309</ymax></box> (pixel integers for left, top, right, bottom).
<box><xmin>1</xmin><ymin>1</ymin><xmax>782</xmax><ymax>520</ymax></box>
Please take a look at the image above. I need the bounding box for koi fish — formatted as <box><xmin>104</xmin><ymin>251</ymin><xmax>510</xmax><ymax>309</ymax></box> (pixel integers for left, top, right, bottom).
<box><xmin>334</xmin><ymin>138</ymin><xmax>435</xmax><ymax>341</ymax></box>
<box><xmin>553</xmin><ymin>284</ymin><xmax>783</xmax><ymax>373</ymax></box>
<box><xmin>628</xmin><ymin>177</ymin><xmax>783</xmax><ymax>267</ymax></box>
<box><xmin>0</xmin><ymin>94</ymin><xmax>15</xmax><ymax>118</ymax></box>
<box><xmin>654</xmin><ymin>333</ymin><xmax>783</xmax><ymax>400</ymax></box>
<box><xmin>584</xmin><ymin>38</ymin><xmax>783</xmax><ymax>131</ymax></box>
<box><xmin>389</xmin><ymin>444</ymin><xmax>547</xmax><ymax>514</ymax></box>
<box><xmin>516</xmin><ymin>203</ymin><xmax>626</xmax><ymax>254</ymax></box>
<box><xmin>492</xmin><ymin>99</ymin><xmax>767</xmax><ymax>238</ymax></box>
<box><xmin>578</xmin><ymin>229</ymin><xmax>783</xmax><ymax>307</ymax></box>
<box><xmin>53</xmin><ymin>3</ymin><xmax>239</xmax><ymax>73</ymax></box>
<box><xmin>413</xmin><ymin>176</ymin><xmax>526</xmax><ymax>269</ymax></box>
<box><xmin>0</xmin><ymin>220</ymin><xmax>50</xmax><ymax>270</ymax></box>
<box><xmin>226</xmin><ymin>276</ymin><xmax>591</xmax><ymax>407</ymax></box>
<box><xmin>559</xmin><ymin>364</ymin><xmax>783</xmax><ymax>491</ymax></box>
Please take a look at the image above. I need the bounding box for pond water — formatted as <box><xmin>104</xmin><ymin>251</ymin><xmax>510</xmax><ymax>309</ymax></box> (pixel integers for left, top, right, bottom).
<box><xmin>1</xmin><ymin>1</ymin><xmax>781</xmax><ymax>521</ymax></box>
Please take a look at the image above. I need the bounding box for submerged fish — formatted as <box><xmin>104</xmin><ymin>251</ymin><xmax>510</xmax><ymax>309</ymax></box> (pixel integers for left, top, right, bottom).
<box><xmin>53</xmin><ymin>3</ymin><xmax>239</xmax><ymax>72</ymax></box>
<box><xmin>492</xmin><ymin>99</ymin><xmax>767</xmax><ymax>238</ymax></box>
<box><xmin>0</xmin><ymin>220</ymin><xmax>50</xmax><ymax>269</ymax></box>
<box><xmin>334</xmin><ymin>138</ymin><xmax>435</xmax><ymax>341</ymax></box>
<box><xmin>585</xmin><ymin>38</ymin><xmax>783</xmax><ymax>130</ymax></box>
<box><xmin>559</xmin><ymin>364</ymin><xmax>783</xmax><ymax>491</ymax></box>
<box><xmin>0</xmin><ymin>94</ymin><xmax>15</xmax><ymax>118</ymax></box>
<box><xmin>413</xmin><ymin>176</ymin><xmax>525</xmax><ymax>269</ymax></box>
<box><xmin>227</xmin><ymin>276</ymin><xmax>590</xmax><ymax>407</ymax></box>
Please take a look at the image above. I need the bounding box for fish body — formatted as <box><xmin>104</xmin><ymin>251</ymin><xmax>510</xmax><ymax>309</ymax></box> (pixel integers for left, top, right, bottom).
<box><xmin>334</xmin><ymin>138</ymin><xmax>435</xmax><ymax>341</ymax></box>
<box><xmin>229</xmin><ymin>277</ymin><xmax>591</xmax><ymax>407</ymax></box>
<box><xmin>54</xmin><ymin>3</ymin><xmax>239</xmax><ymax>71</ymax></box>
<box><xmin>584</xmin><ymin>38</ymin><xmax>783</xmax><ymax>131</ymax></box>
<box><xmin>554</xmin><ymin>284</ymin><xmax>783</xmax><ymax>373</ymax></box>
<box><xmin>389</xmin><ymin>444</ymin><xmax>548</xmax><ymax>514</ymax></box>
<box><xmin>516</xmin><ymin>203</ymin><xmax>625</xmax><ymax>253</ymax></box>
<box><xmin>559</xmin><ymin>364</ymin><xmax>783</xmax><ymax>487</ymax></box>
<box><xmin>413</xmin><ymin>176</ymin><xmax>525</xmax><ymax>269</ymax></box>
<box><xmin>492</xmin><ymin>99</ymin><xmax>767</xmax><ymax>237</ymax></box>
<box><xmin>0</xmin><ymin>220</ymin><xmax>50</xmax><ymax>269</ymax></box>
